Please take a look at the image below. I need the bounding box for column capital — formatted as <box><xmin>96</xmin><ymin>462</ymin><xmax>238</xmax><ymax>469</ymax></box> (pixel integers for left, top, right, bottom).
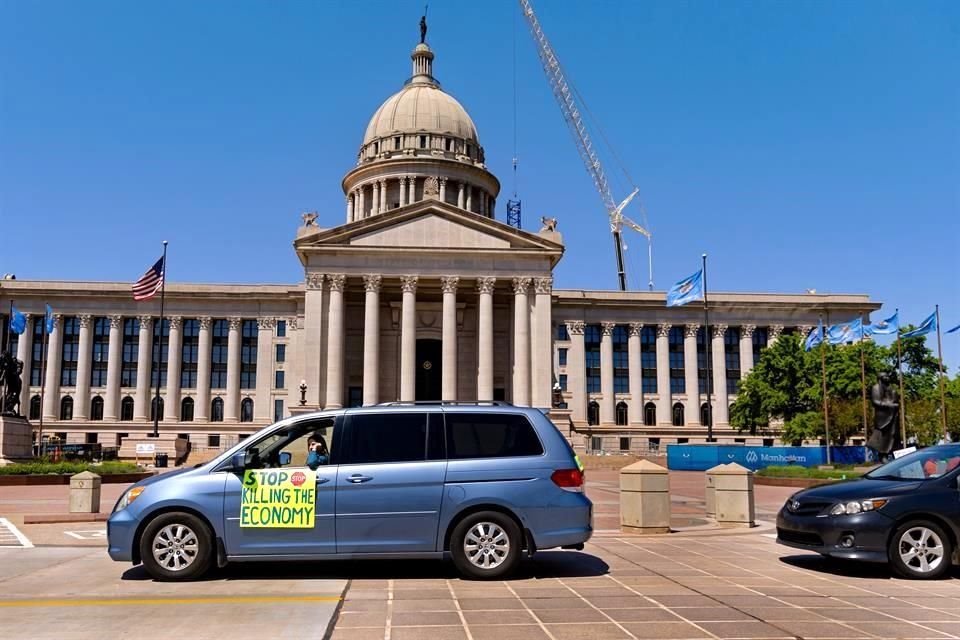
<box><xmin>287</xmin><ymin>317</ymin><xmax>299</xmax><ymax>331</ymax></box>
<box><xmin>769</xmin><ymin>324</ymin><xmax>784</xmax><ymax>339</ymax></box>
<box><xmin>228</xmin><ymin>316</ymin><xmax>243</xmax><ymax>331</ymax></box>
<box><xmin>512</xmin><ymin>277</ymin><xmax>531</xmax><ymax>294</ymax></box>
<box><xmin>168</xmin><ymin>316</ymin><xmax>183</xmax><ymax>330</ymax></box>
<box><xmin>199</xmin><ymin>316</ymin><xmax>213</xmax><ymax>330</ymax></box>
<box><xmin>566</xmin><ymin>320</ymin><xmax>585</xmax><ymax>335</ymax></box>
<box><xmin>741</xmin><ymin>324</ymin><xmax>756</xmax><ymax>338</ymax></box>
<box><xmin>363</xmin><ymin>274</ymin><xmax>383</xmax><ymax>292</ymax></box>
<box><xmin>327</xmin><ymin>274</ymin><xmax>347</xmax><ymax>292</ymax></box>
<box><xmin>78</xmin><ymin>314</ymin><xmax>93</xmax><ymax>328</ymax></box>
<box><xmin>712</xmin><ymin>324</ymin><xmax>728</xmax><ymax>339</ymax></box>
<box><xmin>685</xmin><ymin>323</ymin><xmax>700</xmax><ymax>338</ymax></box>
<box><xmin>601</xmin><ymin>322</ymin><xmax>617</xmax><ymax>336</ymax></box>
<box><xmin>109</xmin><ymin>315</ymin><xmax>123</xmax><ymax>329</ymax></box>
<box><xmin>50</xmin><ymin>314</ymin><xmax>62</xmax><ymax>330</ymax></box>
<box><xmin>797</xmin><ymin>324</ymin><xmax>813</xmax><ymax>336</ymax></box>
<box><xmin>439</xmin><ymin>176</ymin><xmax>448</xmax><ymax>186</ymax></box>
<box><xmin>305</xmin><ymin>273</ymin><xmax>325</xmax><ymax>290</ymax></box>
<box><xmin>628</xmin><ymin>322</ymin><xmax>643</xmax><ymax>337</ymax></box>
<box><xmin>257</xmin><ymin>316</ymin><xmax>276</xmax><ymax>330</ymax></box>
<box><xmin>533</xmin><ymin>277</ymin><xmax>553</xmax><ymax>294</ymax></box>
<box><xmin>440</xmin><ymin>276</ymin><xmax>460</xmax><ymax>294</ymax></box>
<box><xmin>476</xmin><ymin>277</ymin><xmax>496</xmax><ymax>294</ymax></box>
<box><xmin>138</xmin><ymin>315</ymin><xmax>154</xmax><ymax>330</ymax></box>
<box><xmin>657</xmin><ymin>323</ymin><xmax>671</xmax><ymax>338</ymax></box>
<box><xmin>400</xmin><ymin>275</ymin><xmax>418</xmax><ymax>294</ymax></box>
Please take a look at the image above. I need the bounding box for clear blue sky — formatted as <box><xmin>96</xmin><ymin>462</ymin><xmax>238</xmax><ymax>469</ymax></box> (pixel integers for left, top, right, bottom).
<box><xmin>1</xmin><ymin>0</ymin><xmax>957</xmax><ymax>368</ymax></box>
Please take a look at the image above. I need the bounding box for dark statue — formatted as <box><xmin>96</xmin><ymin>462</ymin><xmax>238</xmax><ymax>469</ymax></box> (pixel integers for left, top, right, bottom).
<box><xmin>0</xmin><ymin>350</ymin><xmax>24</xmax><ymax>417</ymax></box>
<box><xmin>867</xmin><ymin>372</ymin><xmax>900</xmax><ymax>458</ymax></box>
<box><xmin>420</xmin><ymin>14</ymin><xmax>427</xmax><ymax>44</ymax></box>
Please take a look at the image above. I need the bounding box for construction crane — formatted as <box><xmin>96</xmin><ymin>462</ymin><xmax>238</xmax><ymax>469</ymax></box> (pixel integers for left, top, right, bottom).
<box><xmin>518</xmin><ymin>0</ymin><xmax>653</xmax><ymax>291</ymax></box>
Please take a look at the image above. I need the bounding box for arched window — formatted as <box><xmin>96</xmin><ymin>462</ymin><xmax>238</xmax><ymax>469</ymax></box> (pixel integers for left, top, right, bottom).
<box><xmin>587</xmin><ymin>401</ymin><xmax>600</xmax><ymax>426</ymax></box>
<box><xmin>700</xmin><ymin>402</ymin><xmax>712</xmax><ymax>427</ymax></box>
<box><xmin>59</xmin><ymin>396</ymin><xmax>73</xmax><ymax>421</ymax></box>
<box><xmin>643</xmin><ymin>402</ymin><xmax>656</xmax><ymax>426</ymax></box>
<box><xmin>120</xmin><ymin>396</ymin><xmax>134</xmax><ymax>421</ymax></box>
<box><xmin>29</xmin><ymin>395</ymin><xmax>41</xmax><ymax>420</ymax></box>
<box><xmin>240</xmin><ymin>398</ymin><xmax>254</xmax><ymax>423</ymax></box>
<box><xmin>672</xmin><ymin>402</ymin><xmax>685</xmax><ymax>427</ymax></box>
<box><xmin>151</xmin><ymin>397</ymin><xmax>164</xmax><ymax>422</ymax></box>
<box><xmin>181</xmin><ymin>397</ymin><xmax>194</xmax><ymax>422</ymax></box>
<box><xmin>615</xmin><ymin>401</ymin><xmax>628</xmax><ymax>426</ymax></box>
<box><xmin>211</xmin><ymin>397</ymin><xmax>224</xmax><ymax>423</ymax></box>
<box><xmin>90</xmin><ymin>396</ymin><xmax>104</xmax><ymax>421</ymax></box>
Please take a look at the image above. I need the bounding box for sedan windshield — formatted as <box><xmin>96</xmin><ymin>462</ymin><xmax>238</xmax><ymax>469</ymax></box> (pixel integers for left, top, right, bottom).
<box><xmin>864</xmin><ymin>444</ymin><xmax>960</xmax><ymax>481</ymax></box>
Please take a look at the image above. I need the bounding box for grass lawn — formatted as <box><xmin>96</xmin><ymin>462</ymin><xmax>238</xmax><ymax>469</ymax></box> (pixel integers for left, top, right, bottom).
<box><xmin>756</xmin><ymin>464</ymin><xmax>864</xmax><ymax>480</ymax></box>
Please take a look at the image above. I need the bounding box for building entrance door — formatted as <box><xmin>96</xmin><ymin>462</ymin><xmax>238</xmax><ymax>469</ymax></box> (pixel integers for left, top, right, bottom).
<box><xmin>415</xmin><ymin>339</ymin><xmax>442</xmax><ymax>401</ymax></box>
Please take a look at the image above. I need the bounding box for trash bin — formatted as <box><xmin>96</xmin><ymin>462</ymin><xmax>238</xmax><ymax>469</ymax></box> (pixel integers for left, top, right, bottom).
<box><xmin>155</xmin><ymin>452</ymin><xmax>168</xmax><ymax>468</ymax></box>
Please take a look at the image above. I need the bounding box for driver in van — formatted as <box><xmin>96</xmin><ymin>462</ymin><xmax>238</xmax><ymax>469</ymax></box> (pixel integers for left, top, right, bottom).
<box><xmin>306</xmin><ymin>432</ymin><xmax>329</xmax><ymax>470</ymax></box>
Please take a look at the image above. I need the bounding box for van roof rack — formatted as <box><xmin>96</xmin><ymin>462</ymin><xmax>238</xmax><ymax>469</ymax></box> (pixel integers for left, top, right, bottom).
<box><xmin>373</xmin><ymin>401</ymin><xmax>514</xmax><ymax>407</ymax></box>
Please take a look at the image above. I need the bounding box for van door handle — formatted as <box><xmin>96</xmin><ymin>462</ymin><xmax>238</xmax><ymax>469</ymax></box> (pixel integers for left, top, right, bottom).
<box><xmin>347</xmin><ymin>475</ymin><xmax>373</xmax><ymax>484</ymax></box>
<box><xmin>316</xmin><ymin>477</ymin><xmax>330</xmax><ymax>485</ymax></box>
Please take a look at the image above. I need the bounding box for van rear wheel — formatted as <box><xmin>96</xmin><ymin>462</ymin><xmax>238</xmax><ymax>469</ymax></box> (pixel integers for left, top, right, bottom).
<box><xmin>139</xmin><ymin>512</ymin><xmax>214</xmax><ymax>581</ymax></box>
<box><xmin>451</xmin><ymin>511</ymin><xmax>522</xmax><ymax>580</ymax></box>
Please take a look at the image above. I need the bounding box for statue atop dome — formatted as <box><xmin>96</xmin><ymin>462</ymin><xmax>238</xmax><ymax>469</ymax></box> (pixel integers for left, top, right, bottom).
<box><xmin>420</xmin><ymin>12</ymin><xmax>427</xmax><ymax>44</ymax></box>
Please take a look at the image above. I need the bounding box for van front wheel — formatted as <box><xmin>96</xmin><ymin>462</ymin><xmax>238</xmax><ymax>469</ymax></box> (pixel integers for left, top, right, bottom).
<box><xmin>139</xmin><ymin>512</ymin><xmax>214</xmax><ymax>581</ymax></box>
<box><xmin>451</xmin><ymin>511</ymin><xmax>522</xmax><ymax>579</ymax></box>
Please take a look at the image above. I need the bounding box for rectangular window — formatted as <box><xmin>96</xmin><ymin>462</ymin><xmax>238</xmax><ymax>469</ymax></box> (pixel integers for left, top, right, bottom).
<box><xmin>752</xmin><ymin>327</ymin><xmax>768</xmax><ymax>365</ymax></box>
<box><xmin>210</xmin><ymin>319</ymin><xmax>228</xmax><ymax>389</ymax></box>
<box><xmin>91</xmin><ymin>317</ymin><xmax>109</xmax><ymax>387</ymax></box>
<box><xmin>725</xmin><ymin>327</ymin><xmax>741</xmax><ymax>395</ymax></box>
<box><xmin>275</xmin><ymin>344</ymin><xmax>286</xmax><ymax>363</ymax></box>
<box><xmin>275</xmin><ymin>370</ymin><xmax>285</xmax><ymax>389</ymax></box>
<box><xmin>274</xmin><ymin>399</ymin><xmax>284</xmax><ymax>422</ymax></box>
<box><xmin>619</xmin><ymin>437</ymin><xmax>630</xmax><ymax>451</ymax></box>
<box><xmin>121</xmin><ymin>318</ymin><xmax>139</xmax><ymax>388</ymax></box>
<box><xmin>445</xmin><ymin>137</ymin><xmax>453</xmax><ymax>151</ymax></box>
<box><xmin>697</xmin><ymin>327</ymin><xmax>709</xmax><ymax>394</ymax></box>
<box><xmin>446</xmin><ymin>413</ymin><xmax>543</xmax><ymax>460</ymax></box>
<box><xmin>669</xmin><ymin>326</ymin><xmax>685</xmax><ymax>394</ymax></box>
<box><xmin>30</xmin><ymin>320</ymin><xmax>44</xmax><ymax>386</ymax></box>
<box><xmin>590</xmin><ymin>436</ymin><xmax>602</xmax><ymax>452</ymax></box>
<box><xmin>240</xmin><ymin>319</ymin><xmax>257</xmax><ymax>389</ymax></box>
<box><xmin>348</xmin><ymin>386</ymin><xmax>363</xmax><ymax>408</ymax></box>
<box><xmin>207</xmin><ymin>434</ymin><xmax>221</xmax><ymax>448</ymax></box>
<box><xmin>276</xmin><ymin>320</ymin><xmax>286</xmax><ymax>337</ymax></box>
<box><xmin>394</xmin><ymin>136</ymin><xmax>401</xmax><ymax>150</ymax></box>
<box><xmin>85</xmin><ymin>432</ymin><xmax>98</xmax><ymax>444</ymax></box>
<box><xmin>151</xmin><ymin>319</ymin><xmax>170</xmax><ymax>388</ymax></box>
<box><xmin>556</xmin><ymin>324</ymin><xmax>569</xmax><ymax>341</ymax></box>
<box><xmin>419</xmin><ymin>135</ymin><xmax>427</xmax><ymax>148</ymax></box>
<box><xmin>584</xmin><ymin>324</ymin><xmax>601</xmax><ymax>395</ymax></box>
<box><xmin>559</xmin><ymin>374</ymin><xmax>568</xmax><ymax>391</ymax></box>
<box><xmin>613</xmin><ymin>350</ymin><xmax>629</xmax><ymax>393</ymax></box>
<box><xmin>558</xmin><ymin>348</ymin><xmax>568</xmax><ymax>366</ymax></box>
<box><xmin>641</xmin><ymin>326</ymin><xmax>657</xmax><ymax>394</ymax></box>
<box><xmin>180</xmin><ymin>319</ymin><xmax>199</xmax><ymax>389</ymax></box>
<box><xmin>341</xmin><ymin>412</ymin><xmax>431</xmax><ymax>464</ymax></box>
<box><xmin>60</xmin><ymin>316</ymin><xmax>80</xmax><ymax>386</ymax></box>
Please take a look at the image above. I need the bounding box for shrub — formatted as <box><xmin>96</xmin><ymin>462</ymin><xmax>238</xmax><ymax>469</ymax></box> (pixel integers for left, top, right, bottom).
<box><xmin>0</xmin><ymin>461</ymin><xmax>143</xmax><ymax>476</ymax></box>
<box><xmin>755</xmin><ymin>464</ymin><xmax>862</xmax><ymax>480</ymax></box>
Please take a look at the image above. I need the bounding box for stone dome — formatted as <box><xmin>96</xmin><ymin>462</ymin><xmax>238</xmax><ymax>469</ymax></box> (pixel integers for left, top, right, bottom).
<box><xmin>362</xmin><ymin>84</ymin><xmax>479</xmax><ymax>147</ymax></box>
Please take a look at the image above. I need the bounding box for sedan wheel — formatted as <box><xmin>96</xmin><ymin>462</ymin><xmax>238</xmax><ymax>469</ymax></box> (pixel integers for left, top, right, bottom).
<box><xmin>889</xmin><ymin>520</ymin><xmax>953</xmax><ymax>580</ymax></box>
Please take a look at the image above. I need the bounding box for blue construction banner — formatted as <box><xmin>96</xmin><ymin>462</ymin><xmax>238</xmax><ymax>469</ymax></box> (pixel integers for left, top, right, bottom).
<box><xmin>666</xmin><ymin>444</ymin><xmax>873</xmax><ymax>471</ymax></box>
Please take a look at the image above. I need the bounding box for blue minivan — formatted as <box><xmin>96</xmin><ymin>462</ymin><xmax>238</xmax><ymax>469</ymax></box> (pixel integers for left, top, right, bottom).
<box><xmin>107</xmin><ymin>403</ymin><xmax>593</xmax><ymax>580</ymax></box>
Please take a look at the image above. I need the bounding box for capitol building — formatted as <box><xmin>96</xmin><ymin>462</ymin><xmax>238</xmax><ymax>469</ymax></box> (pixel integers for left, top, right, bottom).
<box><xmin>0</xmin><ymin>38</ymin><xmax>879</xmax><ymax>454</ymax></box>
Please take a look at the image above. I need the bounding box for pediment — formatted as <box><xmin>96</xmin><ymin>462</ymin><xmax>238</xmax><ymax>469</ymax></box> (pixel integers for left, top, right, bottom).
<box><xmin>351</xmin><ymin>213</ymin><xmax>510</xmax><ymax>249</ymax></box>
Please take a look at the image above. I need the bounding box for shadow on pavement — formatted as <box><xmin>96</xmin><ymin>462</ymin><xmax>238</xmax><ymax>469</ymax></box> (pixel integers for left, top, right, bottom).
<box><xmin>779</xmin><ymin>554</ymin><xmax>960</xmax><ymax>580</ymax></box>
<box><xmin>121</xmin><ymin>551</ymin><xmax>609</xmax><ymax>582</ymax></box>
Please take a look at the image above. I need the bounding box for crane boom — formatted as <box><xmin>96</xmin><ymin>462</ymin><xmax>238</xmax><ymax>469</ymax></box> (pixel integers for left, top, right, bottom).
<box><xmin>518</xmin><ymin>0</ymin><xmax>651</xmax><ymax>291</ymax></box>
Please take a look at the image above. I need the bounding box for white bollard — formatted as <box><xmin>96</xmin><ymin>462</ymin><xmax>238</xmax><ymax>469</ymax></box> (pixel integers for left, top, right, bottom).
<box><xmin>69</xmin><ymin>471</ymin><xmax>101</xmax><ymax>514</ymax></box>
<box><xmin>713</xmin><ymin>463</ymin><xmax>755</xmax><ymax>527</ymax></box>
<box><xmin>620</xmin><ymin>459</ymin><xmax>670</xmax><ymax>534</ymax></box>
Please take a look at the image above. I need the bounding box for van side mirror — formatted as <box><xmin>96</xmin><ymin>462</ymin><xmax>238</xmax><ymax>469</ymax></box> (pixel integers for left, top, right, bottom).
<box><xmin>279</xmin><ymin>451</ymin><xmax>292</xmax><ymax>466</ymax></box>
<box><xmin>230</xmin><ymin>452</ymin><xmax>246</xmax><ymax>471</ymax></box>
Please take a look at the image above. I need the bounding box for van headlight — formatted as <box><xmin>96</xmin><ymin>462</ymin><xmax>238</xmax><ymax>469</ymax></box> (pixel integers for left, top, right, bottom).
<box><xmin>829</xmin><ymin>499</ymin><xmax>886</xmax><ymax>516</ymax></box>
<box><xmin>114</xmin><ymin>486</ymin><xmax>146</xmax><ymax>513</ymax></box>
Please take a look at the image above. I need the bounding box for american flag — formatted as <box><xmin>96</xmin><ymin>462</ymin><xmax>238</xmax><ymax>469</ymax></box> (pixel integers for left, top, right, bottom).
<box><xmin>132</xmin><ymin>257</ymin><xmax>165</xmax><ymax>301</ymax></box>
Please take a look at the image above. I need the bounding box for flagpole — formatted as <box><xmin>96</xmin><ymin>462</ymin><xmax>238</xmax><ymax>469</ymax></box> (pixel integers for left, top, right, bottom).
<box><xmin>935</xmin><ymin>304</ymin><xmax>948</xmax><ymax>440</ymax></box>
<box><xmin>895</xmin><ymin>308</ymin><xmax>907</xmax><ymax>448</ymax></box>
<box><xmin>37</xmin><ymin>308</ymin><xmax>49</xmax><ymax>456</ymax></box>
<box><xmin>152</xmin><ymin>241</ymin><xmax>168</xmax><ymax>438</ymax></box>
<box><xmin>701</xmin><ymin>253</ymin><xmax>713</xmax><ymax>442</ymax></box>
<box><xmin>820</xmin><ymin>314</ymin><xmax>831</xmax><ymax>464</ymax></box>
<box><xmin>859</xmin><ymin>312</ymin><xmax>869</xmax><ymax>439</ymax></box>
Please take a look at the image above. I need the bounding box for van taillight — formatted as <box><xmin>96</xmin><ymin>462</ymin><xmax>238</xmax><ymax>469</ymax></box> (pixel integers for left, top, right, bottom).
<box><xmin>551</xmin><ymin>469</ymin><xmax>584</xmax><ymax>492</ymax></box>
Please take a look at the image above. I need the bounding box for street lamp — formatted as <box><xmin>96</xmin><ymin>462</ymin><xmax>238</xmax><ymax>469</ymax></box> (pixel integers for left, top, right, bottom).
<box><xmin>299</xmin><ymin>380</ymin><xmax>307</xmax><ymax>406</ymax></box>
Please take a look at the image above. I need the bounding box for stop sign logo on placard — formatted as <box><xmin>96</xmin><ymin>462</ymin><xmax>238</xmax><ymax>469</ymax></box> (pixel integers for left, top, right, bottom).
<box><xmin>291</xmin><ymin>471</ymin><xmax>307</xmax><ymax>487</ymax></box>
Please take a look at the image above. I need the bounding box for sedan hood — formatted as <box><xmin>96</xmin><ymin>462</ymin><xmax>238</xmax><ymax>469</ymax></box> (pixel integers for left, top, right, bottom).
<box><xmin>795</xmin><ymin>477</ymin><xmax>922</xmax><ymax>501</ymax></box>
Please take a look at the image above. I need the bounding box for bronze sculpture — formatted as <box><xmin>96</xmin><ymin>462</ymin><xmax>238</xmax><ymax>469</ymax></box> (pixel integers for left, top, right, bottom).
<box><xmin>420</xmin><ymin>14</ymin><xmax>427</xmax><ymax>44</ymax></box>
<box><xmin>867</xmin><ymin>372</ymin><xmax>900</xmax><ymax>458</ymax></box>
<box><xmin>0</xmin><ymin>351</ymin><xmax>24</xmax><ymax>417</ymax></box>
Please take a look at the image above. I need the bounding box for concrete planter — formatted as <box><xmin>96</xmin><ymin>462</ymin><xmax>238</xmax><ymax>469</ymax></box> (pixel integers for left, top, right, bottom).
<box><xmin>0</xmin><ymin>472</ymin><xmax>151</xmax><ymax>486</ymax></box>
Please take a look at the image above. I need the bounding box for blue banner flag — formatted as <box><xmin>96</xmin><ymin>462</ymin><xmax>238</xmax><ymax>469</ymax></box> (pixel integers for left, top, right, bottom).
<box><xmin>865</xmin><ymin>311</ymin><xmax>898</xmax><ymax>336</ymax></box>
<box><xmin>9</xmin><ymin>306</ymin><xmax>27</xmax><ymax>335</ymax></box>
<box><xmin>947</xmin><ymin>323</ymin><xmax>960</xmax><ymax>335</ymax></box>
<box><xmin>901</xmin><ymin>312</ymin><xmax>937</xmax><ymax>339</ymax></box>
<box><xmin>44</xmin><ymin>304</ymin><xmax>55</xmax><ymax>334</ymax></box>
<box><xmin>827</xmin><ymin>318</ymin><xmax>864</xmax><ymax>345</ymax></box>
<box><xmin>666</xmin><ymin>269</ymin><xmax>704</xmax><ymax>307</ymax></box>
<box><xmin>804</xmin><ymin>318</ymin><xmax>824</xmax><ymax>351</ymax></box>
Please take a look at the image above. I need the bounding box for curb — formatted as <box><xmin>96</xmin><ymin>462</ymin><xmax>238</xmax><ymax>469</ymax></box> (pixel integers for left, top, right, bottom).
<box><xmin>23</xmin><ymin>514</ymin><xmax>109</xmax><ymax>525</ymax></box>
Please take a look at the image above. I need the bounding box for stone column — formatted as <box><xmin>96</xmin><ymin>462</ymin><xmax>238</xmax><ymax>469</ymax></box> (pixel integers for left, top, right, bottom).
<box><xmin>358</xmin><ymin>185</ymin><xmax>366</xmax><ymax>220</ymax></box>
<box><xmin>628</xmin><ymin>323</ymin><xmax>642</xmax><ymax>425</ymax></box>
<box><xmin>566</xmin><ymin>321</ymin><xmax>586</xmax><ymax>423</ymax></box>
<box><xmin>656</xmin><ymin>324</ymin><xmax>671</xmax><ymax>427</ymax></box>
<box><xmin>224</xmin><ymin>317</ymin><xmax>242</xmax><ymax>422</ymax></box>
<box><xmin>531</xmin><ymin>277</ymin><xmax>553</xmax><ymax>408</ymax></box>
<box><xmin>599</xmin><ymin>322</ymin><xmax>615</xmax><ymax>424</ymax></box>
<box><xmin>466</xmin><ymin>186</ymin><xmax>473</xmax><ymax>213</ymax></box>
<box><xmin>711</xmin><ymin>325</ymin><xmax>729</xmax><ymax>426</ymax></box>
<box><xmin>399</xmin><ymin>275</ymin><xmax>418</xmax><ymax>402</ymax></box>
<box><xmin>104</xmin><ymin>315</ymin><xmax>123</xmax><ymax>421</ymax></box>
<box><xmin>490</xmin><ymin>197</ymin><xmax>496</xmax><ymax>216</ymax></box>
<box><xmin>325</xmin><ymin>275</ymin><xmax>347</xmax><ymax>409</ymax></box>
<box><xmin>133</xmin><ymin>316</ymin><xmax>153</xmax><ymax>421</ymax></box>
<box><xmin>399</xmin><ymin>177</ymin><xmax>408</xmax><ymax>207</ymax></box>
<box><xmin>362</xmin><ymin>275</ymin><xmax>382</xmax><ymax>405</ymax></box>
<box><xmin>409</xmin><ymin>177</ymin><xmax>418</xmax><ymax>203</ymax></box>
<box><xmin>378</xmin><ymin>179</ymin><xmax>387</xmax><ymax>213</ymax></box>
<box><xmin>441</xmin><ymin>276</ymin><xmax>459</xmax><ymax>401</ymax></box>
<box><xmin>165</xmin><ymin>317</ymin><xmax>183</xmax><ymax>422</ymax></box>
<box><xmin>457</xmin><ymin>182</ymin><xmax>465</xmax><ymax>209</ymax></box>
<box><xmin>511</xmin><ymin>277</ymin><xmax>531</xmax><ymax>406</ymax></box>
<box><xmin>42</xmin><ymin>314</ymin><xmax>63</xmax><ymax>420</ymax></box>
<box><xmin>16</xmin><ymin>314</ymin><xmax>32</xmax><ymax>413</ymax></box>
<box><xmin>439</xmin><ymin>177</ymin><xmax>447</xmax><ymax>203</ymax></box>
<box><xmin>346</xmin><ymin>194</ymin><xmax>354</xmax><ymax>223</ymax></box>
<box><xmin>768</xmin><ymin>324</ymin><xmax>784</xmax><ymax>345</ymax></box>
<box><xmin>740</xmin><ymin>325</ymin><xmax>756</xmax><ymax>378</ymax></box>
<box><xmin>303</xmin><ymin>274</ymin><xmax>324</xmax><ymax>407</ymax></box>
<box><xmin>255</xmin><ymin>317</ymin><xmax>274</xmax><ymax>420</ymax></box>
<box><xmin>476</xmin><ymin>278</ymin><xmax>496</xmax><ymax>401</ymax></box>
<box><xmin>195</xmin><ymin>317</ymin><xmax>212</xmax><ymax>421</ymax></box>
<box><xmin>74</xmin><ymin>314</ymin><xmax>93</xmax><ymax>420</ymax></box>
<box><xmin>683</xmin><ymin>325</ymin><xmax>699</xmax><ymax>426</ymax></box>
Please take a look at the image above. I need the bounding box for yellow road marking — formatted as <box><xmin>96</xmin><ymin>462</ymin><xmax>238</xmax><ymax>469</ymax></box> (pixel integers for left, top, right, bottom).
<box><xmin>0</xmin><ymin>594</ymin><xmax>342</xmax><ymax>608</ymax></box>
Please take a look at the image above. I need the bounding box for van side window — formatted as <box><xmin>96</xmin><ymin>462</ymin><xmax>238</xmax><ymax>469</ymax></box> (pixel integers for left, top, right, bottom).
<box><xmin>341</xmin><ymin>412</ymin><xmax>430</xmax><ymax>464</ymax></box>
<box><xmin>446</xmin><ymin>413</ymin><xmax>543</xmax><ymax>459</ymax></box>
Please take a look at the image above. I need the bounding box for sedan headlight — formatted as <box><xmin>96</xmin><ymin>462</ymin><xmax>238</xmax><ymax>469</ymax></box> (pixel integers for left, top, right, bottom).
<box><xmin>829</xmin><ymin>499</ymin><xmax>887</xmax><ymax>516</ymax></box>
<box><xmin>114</xmin><ymin>486</ymin><xmax>146</xmax><ymax>513</ymax></box>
